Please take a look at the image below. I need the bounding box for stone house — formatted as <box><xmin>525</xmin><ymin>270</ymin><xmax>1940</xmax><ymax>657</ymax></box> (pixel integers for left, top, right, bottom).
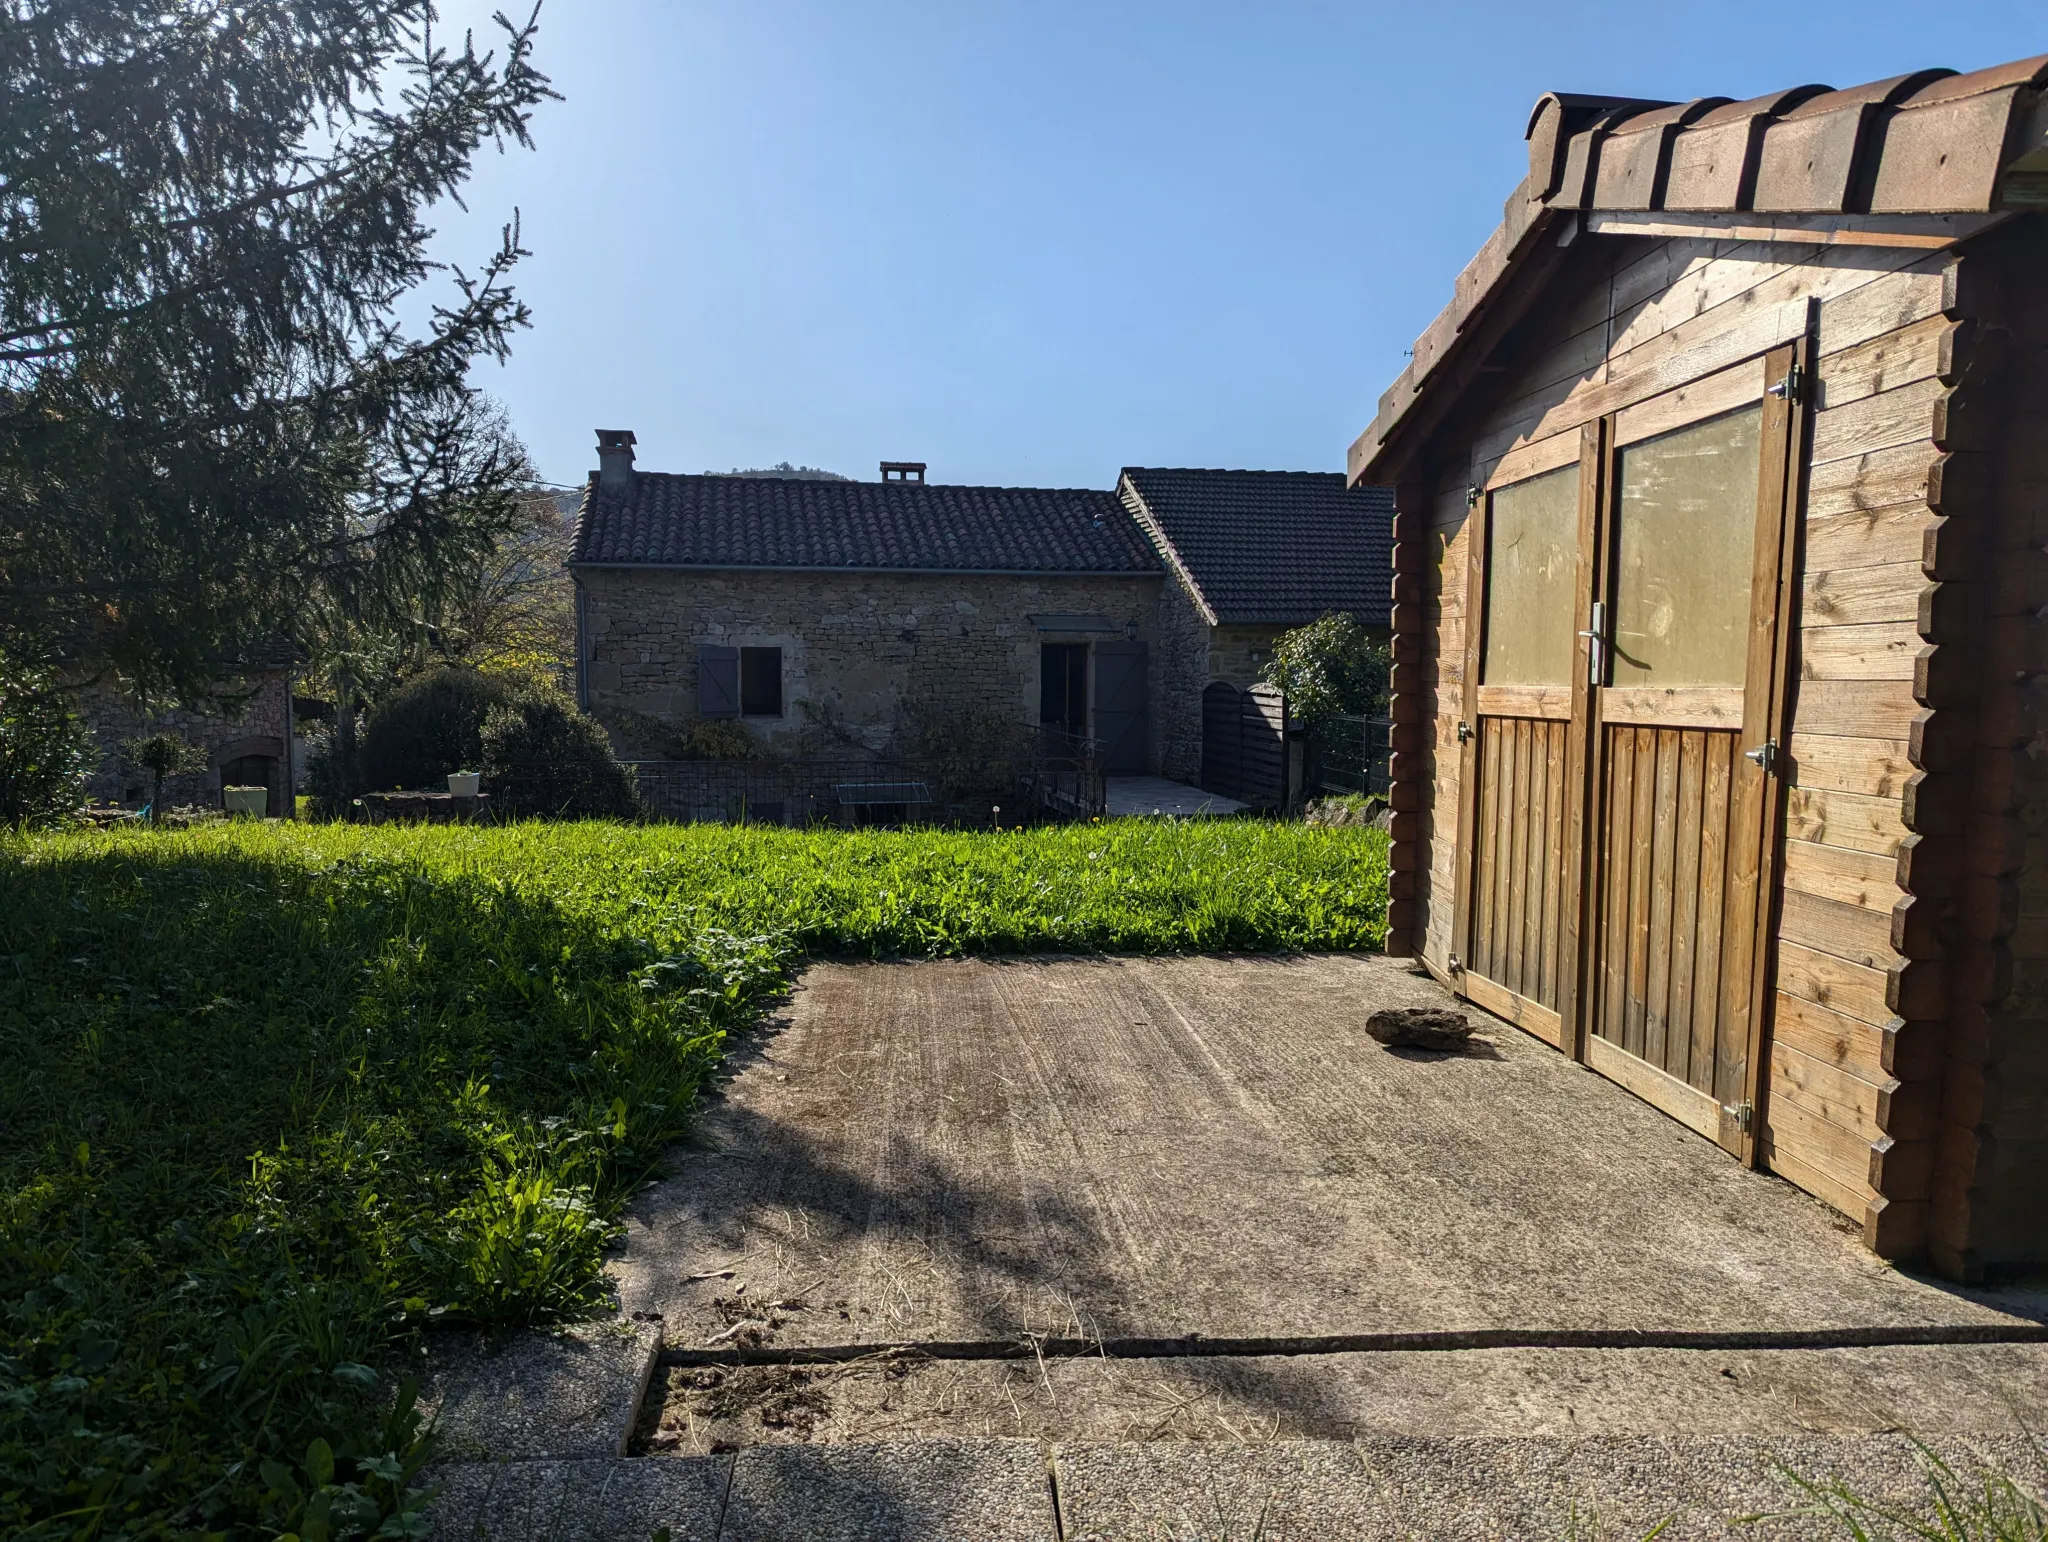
<box><xmin>1118</xmin><ymin>468</ymin><xmax>1393</xmax><ymax>781</ymax></box>
<box><xmin>78</xmin><ymin>667</ymin><xmax>297</xmax><ymax>815</ymax></box>
<box><xmin>570</xmin><ymin>433</ymin><xmax>1394</xmax><ymax>780</ymax></box>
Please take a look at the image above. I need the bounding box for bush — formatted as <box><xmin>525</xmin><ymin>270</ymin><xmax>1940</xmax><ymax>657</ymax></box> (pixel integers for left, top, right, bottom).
<box><xmin>1262</xmin><ymin>612</ymin><xmax>1390</xmax><ymax>726</ymax></box>
<box><xmin>482</xmin><ymin>688</ymin><xmax>640</xmax><ymax>818</ymax></box>
<box><xmin>0</xmin><ymin>654</ymin><xmax>94</xmax><ymax>827</ymax></box>
<box><xmin>358</xmin><ymin>667</ymin><xmax>517</xmax><ymax>791</ymax></box>
<box><xmin>899</xmin><ymin>702</ymin><xmax>1039</xmax><ymax>799</ymax></box>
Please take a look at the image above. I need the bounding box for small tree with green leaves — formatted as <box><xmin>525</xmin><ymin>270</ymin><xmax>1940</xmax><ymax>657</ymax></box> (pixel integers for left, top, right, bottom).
<box><xmin>0</xmin><ymin>652</ymin><xmax>94</xmax><ymax>826</ymax></box>
<box><xmin>1262</xmin><ymin>612</ymin><xmax>1391</xmax><ymax>725</ymax></box>
<box><xmin>123</xmin><ymin>732</ymin><xmax>207</xmax><ymax>819</ymax></box>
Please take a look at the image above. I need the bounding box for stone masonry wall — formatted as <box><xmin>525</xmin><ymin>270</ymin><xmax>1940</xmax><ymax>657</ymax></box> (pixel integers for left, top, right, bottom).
<box><xmin>77</xmin><ymin>670</ymin><xmax>294</xmax><ymax>814</ymax></box>
<box><xmin>579</xmin><ymin>569</ymin><xmax>1170</xmax><ymax>767</ymax></box>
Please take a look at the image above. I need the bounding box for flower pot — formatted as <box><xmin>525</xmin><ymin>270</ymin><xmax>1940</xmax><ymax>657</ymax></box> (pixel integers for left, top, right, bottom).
<box><xmin>222</xmin><ymin>785</ymin><xmax>268</xmax><ymax>817</ymax></box>
<box><xmin>447</xmin><ymin>771</ymin><xmax>482</xmax><ymax>796</ymax></box>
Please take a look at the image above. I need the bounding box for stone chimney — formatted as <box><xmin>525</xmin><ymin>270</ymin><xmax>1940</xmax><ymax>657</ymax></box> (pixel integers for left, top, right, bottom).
<box><xmin>596</xmin><ymin>429</ymin><xmax>637</xmax><ymax>490</ymax></box>
<box><xmin>880</xmin><ymin>461</ymin><xmax>927</xmax><ymax>484</ymax></box>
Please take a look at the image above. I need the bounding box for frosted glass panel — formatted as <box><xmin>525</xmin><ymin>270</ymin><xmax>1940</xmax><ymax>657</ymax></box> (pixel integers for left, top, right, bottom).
<box><xmin>1611</xmin><ymin>406</ymin><xmax>1762</xmax><ymax>689</ymax></box>
<box><xmin>1483</xmin><ymin>463</ymin><xmax>1579</xmax><ymax>686</ymax></box>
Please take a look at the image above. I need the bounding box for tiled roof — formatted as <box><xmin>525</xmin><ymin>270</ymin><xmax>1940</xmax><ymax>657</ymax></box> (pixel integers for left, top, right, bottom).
<box><xmin>1355</xmin><ymin>51</ymin><xmax>2048</xmax><ymax>481</ymax></box>
<box><xmin>1119</xmin><ymin>469</ymin><xmax>1393</xmax><ymax>627</ymax></box>
<box><xmin>570</xmin><ymin>473</ymin><xmax>1161</xmax><ymax>574</ymax></box>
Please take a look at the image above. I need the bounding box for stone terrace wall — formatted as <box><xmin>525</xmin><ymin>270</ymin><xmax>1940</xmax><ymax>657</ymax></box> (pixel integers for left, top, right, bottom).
<box><xmin>578</xmin><ymin>569</ymin><xmax>1169</xmax><ymax>767</ymax></box>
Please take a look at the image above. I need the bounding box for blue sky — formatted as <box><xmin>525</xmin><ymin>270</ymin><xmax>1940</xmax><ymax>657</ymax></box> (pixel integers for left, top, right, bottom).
<box><xmin>424</xmin><ymin>1</ymin><xmax>2046</xmax><ymax>489</ymax></box>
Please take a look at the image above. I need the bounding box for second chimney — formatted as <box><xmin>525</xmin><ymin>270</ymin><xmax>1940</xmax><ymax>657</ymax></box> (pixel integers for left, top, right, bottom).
<box><xmin>596</xmin><ymin>429</ymin><xmax>638</xmax><ymax>489</ymax></box>
<box><xmin>880</xmin><ymin>461</ymin><xmax>926</xmax><ymax>484</ymax></box>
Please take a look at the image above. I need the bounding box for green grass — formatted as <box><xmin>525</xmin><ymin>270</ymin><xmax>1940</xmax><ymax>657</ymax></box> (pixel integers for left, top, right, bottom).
<box><xmin>0</xmin><ymin>818</ymin><xmax>1386</xmax><ymax>1539</ymax></box>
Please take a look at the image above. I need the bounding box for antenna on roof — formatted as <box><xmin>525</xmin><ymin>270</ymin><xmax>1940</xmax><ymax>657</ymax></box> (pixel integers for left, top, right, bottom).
<box><xmin>880</xmin><ymin>461</ymin><xmax>926</xmax><ymax>484</ymax></box>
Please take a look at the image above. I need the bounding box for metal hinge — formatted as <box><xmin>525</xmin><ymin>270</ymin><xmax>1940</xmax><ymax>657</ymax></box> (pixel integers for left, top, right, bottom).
<box><xmin>1447</xmin><ymin>953</ymin><xmax>1464</xmax><ymax>975</ymax></box>
<box><xmin>1722</xmin><ymin>1101</ymin><xmax>1754</xmax><ymax>1134</ymax></box>
<box><xmin>1467</xmin><ymin>486</ymin><xmax>1481</xmax><ymax>509</ymax></box>
<box><xmin>1744</xmin><ymin>739</ymin><xmax>1779</xmax><ymax>775</ymax></box>
<box><xmin>1768</xmin><ymin>364</ymin><xmax>1806</xmax><ymax>405</ymax></box>
<box><xmin>1457</xmin><ymin>720</ymin><xmax>1474</xmax><ymax>744</ymax></box>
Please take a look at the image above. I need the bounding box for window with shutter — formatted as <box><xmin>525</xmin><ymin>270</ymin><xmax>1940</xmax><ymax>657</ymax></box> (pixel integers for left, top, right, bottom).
<box><xmin>697</xmin><ymin>645</ymin><xmax>740</xmax><ymax>718</ymax></box>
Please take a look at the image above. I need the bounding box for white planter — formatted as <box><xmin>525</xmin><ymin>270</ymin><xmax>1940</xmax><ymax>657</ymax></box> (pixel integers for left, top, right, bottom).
<box><xmin>223</xmin><ymin>785</ymin><xmax>268</xmax><ymax>817</ymax></box>
<box><xmin>447</xmin><ymin>771</ymin><xmax>482</xmax><ymax>796</ymax></box>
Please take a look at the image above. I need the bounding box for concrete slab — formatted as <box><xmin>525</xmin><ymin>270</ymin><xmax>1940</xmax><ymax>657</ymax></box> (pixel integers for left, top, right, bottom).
<box><xmin>427</xmin><ymin>1454</ymin><xmax>728</xmax><ymax>1541</ymax></box>
<box><xmin>423</xmin><ymin>1319</ymin><xmax>663</xmax><ymax>1462</ymax></box>
<box><xmin>613</xmin><ymin>955</ymin><xmax>2039</xmax><ymax>1351</ymax></box>
<box><xmin>1053</xmin><ymin>1433</ymin><xmax>2048</xmax><ymax>1542</ymax></box>
<box><xmin>1104</xmin><ymin>777</ymin><xmax>1246</xmax><ymax>817</ymax></box>
<box><xmin>719</xmin><ymin>1439</ymin><xmax>1056</xmax><ymax>1541</ymax></box>
<box><xmin>640</xmin><ymin>1342</ymin><xmax>2048</xmax><ymax>1452</ymax></box>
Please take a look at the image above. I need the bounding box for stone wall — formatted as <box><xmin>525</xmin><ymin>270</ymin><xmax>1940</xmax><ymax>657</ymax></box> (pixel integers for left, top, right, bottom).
<box><xmin>577</xmin><ymin>568</ymin><xmax>1170</xmax><ymax>767</ymax></box>
<box><xmin>76</xmin><ymin>670</ymin><xmax>294</xmax><ymax>815</ymax></box>
<box><xmin>1153</xmin><ymin>574</ymin><xmax>1212</xmax><ymax>783</ymax></box>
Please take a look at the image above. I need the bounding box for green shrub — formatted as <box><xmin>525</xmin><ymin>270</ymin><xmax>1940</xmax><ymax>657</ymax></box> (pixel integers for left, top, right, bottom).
<box><xmin>0</xmin><ymin>655</ymin><xmax>94</xmax><ymax>827</ymax></box>
<box><xmin>482</xmin><ymin>689</ymin><xmax>640</xmax><ymax>817</ymax></box>
<box><xmin>1262</xmin><ymin>612</ymin><xmax>1390</xmax><ymax>725</ymax></box>
<box><xmin>358</xmin><ymin>667</ymin><xmax>517</xmax><ymax>792</ymax></box>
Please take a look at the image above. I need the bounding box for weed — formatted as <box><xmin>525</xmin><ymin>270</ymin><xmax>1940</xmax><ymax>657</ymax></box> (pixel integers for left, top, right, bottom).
<box><xmin>1745</xmin><ymin>1432</ymin><xmax>2048</xmax><ymax>1540</ymax></box>
<box><xmin>0</xmin><ymin>818</ymin><xmax>1386</xmax><ymax>1538</ymax></box>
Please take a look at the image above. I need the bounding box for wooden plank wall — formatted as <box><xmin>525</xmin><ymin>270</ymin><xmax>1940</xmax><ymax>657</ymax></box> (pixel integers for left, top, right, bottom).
<box><xmin>1400</xmin><ymin>231</ymin><xmax>1959</xmax><ymax>1240</ymax></box>
<box><xmin>1922</xmin><ymin>220</ymin><xmax>2048</xmax><ymax>1279</ymax></box>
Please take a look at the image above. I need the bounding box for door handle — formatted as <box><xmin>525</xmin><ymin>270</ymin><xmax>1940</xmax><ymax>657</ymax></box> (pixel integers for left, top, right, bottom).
<box><xmin>1577</xmin><ymin>600</ymin><xmax>1607</xmax><ymax>685</ymax></box>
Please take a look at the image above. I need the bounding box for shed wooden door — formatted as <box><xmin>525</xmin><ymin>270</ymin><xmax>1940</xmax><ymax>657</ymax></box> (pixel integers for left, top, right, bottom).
<box><xmin>1583</xmin><ymin>348</ymin><xmax>1801</xmax><ymax>1159</ymax></box>
<box><xmin>1453</xmin><ymin>453</ymin><xmax>1593</xmax><ymax>1048</ymax></box>
<box><xmin>1454</xmin><ymin>346</ymin><xmax>1803</xmax><ymax>1162</ymax></box>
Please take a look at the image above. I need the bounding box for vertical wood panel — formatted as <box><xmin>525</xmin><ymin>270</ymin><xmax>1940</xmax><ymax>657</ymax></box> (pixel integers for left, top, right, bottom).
<box><xmin>1646</xmin><ymin>729</ymin><xmax>1680</xmax><ymax>1074</ymax></box>
<box><xmin>1540</xmin><ymin>721</ymin><xmax>1564</xmax><ymax>1005</ymax></box>
<box><xmin>1692</xmin><ymin>734</ymin><xmax>1733</xmax><ymax>1094</ymax></box>
<box><xmin>1507</xmin><ymin>716</ymin><xmax>1523</xmax><ymax>991</ymax></box>
<box><xmin>1669</xmin><ymin>732</ymin><xmax>1706</xmax><ymax>1088</ymax></box>
<box><xmin>1626</xmin><ymin>727</ymin><xmax>1658</xmax><ymax>1059</ymax></box>
<box><xmin>1477</xmin><ymin>723</ymin><xmax>1502</xmax><ymax>982</ymax></box>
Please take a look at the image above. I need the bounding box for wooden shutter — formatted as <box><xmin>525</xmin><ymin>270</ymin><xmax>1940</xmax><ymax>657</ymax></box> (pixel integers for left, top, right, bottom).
<box><xmin>697</xmin><ymin>645</ymin><xmax>740</xmax><ymax>718</ymax></box>
<box><xmin>1092</xmin><ymin>642</ymin><xmax>1148</xmax><ymax>773</ymax></box>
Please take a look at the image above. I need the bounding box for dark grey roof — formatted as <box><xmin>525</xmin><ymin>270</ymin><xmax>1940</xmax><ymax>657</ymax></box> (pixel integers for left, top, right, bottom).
<box><xmin>1119</xmin><ymin>468</ymin><xmax>1394</xmax><ymax>627</ymax></box>
<box><xmin>570</xmin><ymin>472</ymin><xmax>1160</xmax><ymax>574</ymax></box>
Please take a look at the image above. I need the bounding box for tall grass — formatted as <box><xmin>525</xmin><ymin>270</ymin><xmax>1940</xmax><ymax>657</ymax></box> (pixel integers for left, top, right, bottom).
<box><xmin>0</xmin><ymin>819</ymin><xmax>1386</xmax><ymax>1539</ymax></box>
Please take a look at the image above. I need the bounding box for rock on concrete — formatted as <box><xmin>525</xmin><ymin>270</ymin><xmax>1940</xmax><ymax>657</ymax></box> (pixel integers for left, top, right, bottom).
<box><xmin>1364</xmin><ymin>1005</ymin><xmax>1474</xmax><ymax>1049</ymax></box>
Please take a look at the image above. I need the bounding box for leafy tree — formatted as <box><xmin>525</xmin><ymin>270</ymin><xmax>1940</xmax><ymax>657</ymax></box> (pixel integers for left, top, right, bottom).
<box><xmin>1262</xmin><ymin>612</ymin><xmax>1391</xmax><ymax>725</ymax></box>
<box><xmin>357</xmin><ymin>665</ymin><xmax>518</xmax><ymax>791</ymax></box>
<box><xmin>0</xmin><ymin>1</ymin><xmax>556</xmax><ymax>705</ymax></box>
<box><xmin>0</xmin><ymin>650</ymin><xmax>93</xmax><ymax>825</ymax></box>
<box><xmin>122</xmin><ymin>731</ymin><xmax>207</xmax><ymax>818</ymax></box>
<box><xmin>482</xmin><ymin>688</ymin><xmax>639</xmax><ymax>818</ymax></box>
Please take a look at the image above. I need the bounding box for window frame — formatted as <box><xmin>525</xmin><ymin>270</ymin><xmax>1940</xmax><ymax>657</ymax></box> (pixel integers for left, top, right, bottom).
<box><xmin>738</xmin><ymin>646</ymin><xmax>784</xmax><ymax>718</ymax></box>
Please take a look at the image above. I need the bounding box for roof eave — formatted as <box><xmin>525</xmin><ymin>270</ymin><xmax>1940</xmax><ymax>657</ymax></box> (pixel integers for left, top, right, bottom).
<box><xmin>1352</xmin><ymin>56</ymin><xmax>2048</xmax><ymax>487</ymax></box>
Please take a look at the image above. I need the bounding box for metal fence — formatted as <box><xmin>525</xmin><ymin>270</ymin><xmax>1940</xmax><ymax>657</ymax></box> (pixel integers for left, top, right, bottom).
<box><xmin>1018</xmin><ymin>726</ymin><xmax>1106</xmax><ymax>820</ymax></box>
<box><xmin>619</xmin><ymin>759</ymin><xmax>936</xmax><ymax>826</ymax></box>
<box><xmin>1306</xmin><ymin>714</ymin><xmax>1392</xmax><ymax>798</ymax></box>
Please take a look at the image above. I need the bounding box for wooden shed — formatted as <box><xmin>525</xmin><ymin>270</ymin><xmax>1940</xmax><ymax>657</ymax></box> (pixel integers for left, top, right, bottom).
<box><xmin>1351</xmin><ymin>54</ymin><xmax>2048</xmax><ymax>1280</ymax></box>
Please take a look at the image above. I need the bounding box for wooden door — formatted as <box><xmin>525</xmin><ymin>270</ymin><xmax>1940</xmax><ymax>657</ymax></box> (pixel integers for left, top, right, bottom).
<box><xmin>1582</xmin><ymin>347</ymin><xmax>1802</xmax><ymax>1159</ymax></box>
<box><xmin>1092</xmin><ymin>641</ymin><xmax>1149</xmax><ymax>773</ymax></box>
<box><xmin>1452</xmin><ymin>441</ymin><xmax>1596</xmax><ymax>1049</ymax></box>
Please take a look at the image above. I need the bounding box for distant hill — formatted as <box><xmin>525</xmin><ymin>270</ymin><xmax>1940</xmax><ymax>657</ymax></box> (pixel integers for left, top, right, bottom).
<box><xmin>714</xmin><ymin>461</ymin><xmax>850</xmax><ymax>481</ymax></box>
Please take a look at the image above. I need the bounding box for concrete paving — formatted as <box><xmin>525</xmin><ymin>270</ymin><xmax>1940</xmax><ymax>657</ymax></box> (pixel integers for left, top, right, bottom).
<box><xmin>429</xmin><ymin>953</ymin><xmax>2048</xmax><ymax>1539</ymax></box>
<box><xmin>1103</xmin><ymin>776</ymin><xmax>1247</xmax><ymax>817</ymax></box>
<box><xmin>613</xmin><ymin>954</ymin><xmax>2039</xmax><ymax>1350</ymax></box>
<box><xmin>429</xmin><ymin>1433</ymin><xmax>2048</xmax><ymax>1540</ymax></box>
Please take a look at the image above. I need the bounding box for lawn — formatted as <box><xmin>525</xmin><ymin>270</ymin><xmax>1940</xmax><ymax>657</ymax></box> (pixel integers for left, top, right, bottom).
<box><xmin>0</xmin><ymin>818</ymin><xmax>1386</xmax><ymax>1540</ymax></box>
